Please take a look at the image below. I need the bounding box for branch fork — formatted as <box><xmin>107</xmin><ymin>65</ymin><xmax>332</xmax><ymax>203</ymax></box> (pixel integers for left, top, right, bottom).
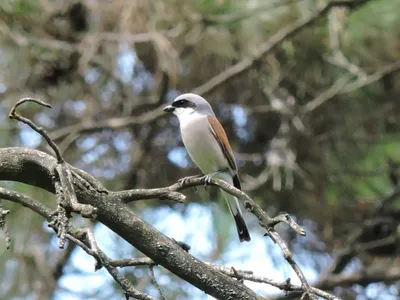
<box><xmin>4</xmin><ymin>96</ymin><xmax>339</xmax><ymax>299</ymax></box>
<box><xmin>176</xmin><ymin>174</ymin><xmax>316</xmax><ymax>299</ymax></box>
<box><xmin>9</xmin><ymin>98</ymin><xmax>99</xmax><ymax>249</ymax></box>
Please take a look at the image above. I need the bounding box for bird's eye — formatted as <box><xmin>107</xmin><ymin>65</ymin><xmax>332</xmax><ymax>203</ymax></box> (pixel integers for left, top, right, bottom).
<box><xmin>174</xmin><ymin>99</ymin><xmax>187</xmax><ymax>107</ymax></box>
<box><xmin>172</xmin><ymin>98</ymin><xmax>196</xmax><ymax>108</ymax></box>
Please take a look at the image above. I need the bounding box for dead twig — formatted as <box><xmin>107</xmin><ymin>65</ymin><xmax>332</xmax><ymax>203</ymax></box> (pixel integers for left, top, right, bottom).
<box><xmin>9</xmin><ymin>98</ymin><xmax>63</xmax><ymax>162</ymax></box>
<box><xmin>9</xmin><ymin>98</ymin><xmax>98</xmax><ymax>248</ymax></box>
<box><xmin>149</xmin><ymin>265</ymin><xmax>167</xmax><ymax>300</ymax></box>
<box><xmin>0</xmin><ymin>201</ymin><xmax>11</xmax><ymax>249</ymax></box>
<box><xmin>212</xmin><ymin>265</ymin><xmax>340</xmax><ymax>300</ymax></box>
<box><xmin>117</xmin><ymin>175</ymin><xmax>317</xmax><ymax>298</ymax></box>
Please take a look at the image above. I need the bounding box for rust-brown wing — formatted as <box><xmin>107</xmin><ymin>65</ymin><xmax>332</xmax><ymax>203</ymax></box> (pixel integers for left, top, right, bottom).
<box><xmin>207</xmin><ymin>116</ymin><xmax>241</xmax><ymax>190</ymax></box>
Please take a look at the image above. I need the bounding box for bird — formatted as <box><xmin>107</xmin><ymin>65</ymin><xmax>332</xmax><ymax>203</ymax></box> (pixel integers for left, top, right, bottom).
<box><xmin>163</xmin><ymin>93</ymin><xmax>251</xmax><ymax>242</ymax></box>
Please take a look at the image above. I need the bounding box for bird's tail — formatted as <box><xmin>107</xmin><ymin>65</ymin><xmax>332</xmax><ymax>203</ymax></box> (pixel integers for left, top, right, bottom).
<box><xmin>217</xmin><ymin>173</ymin><xmax>251</xmax><ymax>242</ymax></box>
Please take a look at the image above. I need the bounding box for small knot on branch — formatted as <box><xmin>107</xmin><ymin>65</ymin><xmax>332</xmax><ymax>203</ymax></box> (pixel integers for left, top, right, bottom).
<box><xmin>172</xmin><ymin>238</ymin><xmax>191</xmax><ymax>252</ymax></box>
<box><xmin>267</xmin><ymin>213</ymin><xmax>306</xmax><ymax>236</ymax></box>
<box><xmin>230</xmin><ymin>267</ymin><xmax>245</xmax><ymax>283</ymax></box>
<box><xmin>283</xmin><ymin>278</ymin><xmax>292</xmax><ymax>289</ymax></box>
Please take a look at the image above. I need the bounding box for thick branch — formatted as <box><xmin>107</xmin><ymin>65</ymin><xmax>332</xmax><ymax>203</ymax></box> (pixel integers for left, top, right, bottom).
<box><xmin>117</xmin><ymin>176</ymin><xmax>317</xmax><ymax>299</ymax></box>
<box><xmin>0</xmin><ymin>147</ymin><xmax>260</xmax><ymax>300</ymax></box>
<box><xmin>110</xmin><ymin>256</ymin><xmax>339</xmax><ymax>300</ymax></box>
<box><xmin>0</xmin><ymin>187</ymin><xmax>157</xmax><ymax>300</ymax></box>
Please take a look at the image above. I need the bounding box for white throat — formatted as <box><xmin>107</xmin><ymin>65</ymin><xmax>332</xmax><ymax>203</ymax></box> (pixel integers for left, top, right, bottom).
<box><xmin>173</xmin><ymin>108</ymin><xmax>204</xmax><ymax>126</ymax></box>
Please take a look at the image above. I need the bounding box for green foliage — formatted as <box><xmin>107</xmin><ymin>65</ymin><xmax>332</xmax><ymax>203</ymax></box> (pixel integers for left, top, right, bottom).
<box><xmin>345</xmin><ymin>0</ymin><xmax>400</xmax><ymax>62</ymax></box>
<box><xmin>347</xmin><ymin>0</ymin><xmax>400</xmax><ymax>39</ymax></box>
<box><xmin>0</xmin><ymin>0</ymin><xmax>38</xmax><ymax>15</ymax></box>
<box><xmin>194</xmin><ymin>0</ymin><xmax>243</xmax><ymax>16</ymax></box>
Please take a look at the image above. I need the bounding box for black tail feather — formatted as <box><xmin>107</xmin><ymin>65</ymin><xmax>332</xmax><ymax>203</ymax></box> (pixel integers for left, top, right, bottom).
<box><xmin>232</xmin><ymin>174</ymin><xmax>241</xmax><ymax>190</ymax></box>
<box><xmin>233</xmin><ymin>213</ymin><xmax>251</xmax><ymax>242</ymax></box>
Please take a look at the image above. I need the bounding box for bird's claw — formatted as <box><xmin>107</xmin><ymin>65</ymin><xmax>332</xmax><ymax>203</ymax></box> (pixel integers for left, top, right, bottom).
<box><xmin>204</xmin><ymin>174</ymin><xmax>213</xmax><ymax>186</ymax></box>
<box><xmin>204</xmin><ymin>171</ymin><xmax>222</xmax><ymax>187</ymax></box>
<box><xmin>178</xmin><ymin>178</ymin><xmax>188</xmax><ymax>185</ymax></box>
<box><xmin>178</xmin><ymin>174</ymin><xmax>204</xmax><ymax>186</ymax></box>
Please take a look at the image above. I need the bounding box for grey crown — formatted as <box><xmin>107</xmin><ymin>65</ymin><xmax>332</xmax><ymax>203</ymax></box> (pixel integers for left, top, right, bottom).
<box><xmin>172</xmin><ymin>93</ymin><xmax>216</xmax><ymax>116</ymax></box>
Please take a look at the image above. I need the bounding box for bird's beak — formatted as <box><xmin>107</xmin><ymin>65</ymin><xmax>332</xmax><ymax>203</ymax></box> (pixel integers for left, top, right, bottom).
<box><xmin>163</xmin><ymin>105</ymin><xmax>175</xmax><ymax>113</ymax></box>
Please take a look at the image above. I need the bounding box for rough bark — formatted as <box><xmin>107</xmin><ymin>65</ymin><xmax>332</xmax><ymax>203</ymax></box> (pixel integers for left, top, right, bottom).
<box><xmin>0</xmin><ymin>147</ymin><xmax>259</xmax><ymax>300</ymax></box>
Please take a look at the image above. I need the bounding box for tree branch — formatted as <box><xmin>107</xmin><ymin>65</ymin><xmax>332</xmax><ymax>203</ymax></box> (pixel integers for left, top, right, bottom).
<box><xmin>302</xmin><ymin>60</ymin><xmax>400</xmax><ymax>113</ymax></box>
<box><xmin>95</xmin><ymin>175</ymin><xmax>316</xmax><ymax>298</ymax></box>
<box><xmin>193</xmin><ymin>0</ymin><xmax>368</xmax><ymax>96</ymax></box>
<box><xmin>318</xmin><ymin>265</ymin><xmax>400</xmax><ymax>290</ymax></box>
<box><xmin>109</xmin><ymin>256</ymin><xmax>339</xmax><ymax>300</ymax></box>
<box><xmin>0</xmin><ymin>187</ymin><xmax>157</xmax><ymax>300</ymax></box>
<box><xmin>49</xmin><ymin>106</ymin><xmax>165</xmax><ymax>142</ymax></box>
<box><xmin>0</xmin><ymin>147</ymin><xmax>261</xmax><ymax>299</ymax></box>
<box><xmin>0</xmin><ymin>201</ymin><xmax>11</xmax><ymax>249</ymax></box>
<box><xmin>0</xmin><ymin>95</ymin><xmax>342</xmax><ymax>299</ymax></box>
<box><xmin>212</xmin><ymin>265</ymin><xmax>340</xmax><ymax>300</ymax></box>
<box><xmin>8</xmin><ymin>98</ymin><xmax>63</xmax><ymax>162</ymax></box>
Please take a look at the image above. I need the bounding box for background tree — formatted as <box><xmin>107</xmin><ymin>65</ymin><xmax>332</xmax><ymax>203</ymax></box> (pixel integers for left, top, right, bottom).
<box><xmin>0</xmin><ymin>0</ymin><xmax>400</xmax><ymax>299</ymax></box>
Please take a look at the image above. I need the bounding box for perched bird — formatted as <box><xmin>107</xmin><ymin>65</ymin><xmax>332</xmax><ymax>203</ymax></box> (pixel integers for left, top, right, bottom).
<box><xmin>163</xmin><ymin>93</ymin><xmax>251</xmax><ymax>242</ymax></box>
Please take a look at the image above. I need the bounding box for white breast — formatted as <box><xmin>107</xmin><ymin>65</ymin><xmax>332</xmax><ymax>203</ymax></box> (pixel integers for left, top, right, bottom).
<box><xmin>177</xmin><ymin>111</ymin><xmax>229</xmax><ymax>174</ymax></box>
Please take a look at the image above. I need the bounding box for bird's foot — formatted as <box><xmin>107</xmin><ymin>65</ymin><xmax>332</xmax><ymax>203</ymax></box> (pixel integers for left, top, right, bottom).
<box><xmin>204</xmin><ymin>171</ymin><xmax>223</xmax><ymax>188</ymax></box>
<box><xmin>178</xmin><ymin>174</ymin><xmax>203</xmax><ymax>186</ymax></box>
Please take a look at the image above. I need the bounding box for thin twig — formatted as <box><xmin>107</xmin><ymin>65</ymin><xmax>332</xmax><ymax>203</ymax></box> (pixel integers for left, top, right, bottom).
<box><xmin>56</xmin><ymin>163</ymin><xmax>97</xmax><ymax>218</ymax></box>
<box><xmin>66</xmin><ymin>229</ymin><xmax>157</xmax><ymax>300</ymax></box>
<box><xmin>49</xmin><ymin>106</ymin><xmax>165</xmax><ymax>142</ymax></box>
<box><xmin>94</xmin><ymin>254</ymin><xmax>338</xmax><ymax>300</ymax></box>
<box><xmin>0</xmin><ymin>201</ymin><xmax>11</xmax><ymax>249</ymax></box>
<box><xmin>301</xmin><ymin>74</ymin><xmax>352</xmax><ymax>113</ymax></box>
<box><xmin>342</xmin><ymin>60</ymin><xmax>400</xmax><ymax>93</ymax></box>
<box><xmin>302</xmin><ymin>60</ymin><xmax>400</xmax><ymax>113</ymax></box>
<box><xmin>9</xmin><ymin>98</ymin><xmax>98</xmax><ymax>249</ymax></box>
<box><xmin>0</xmin><ymin>183</ymin><xmax>339</xmax><ymax>299</ymax></box>
<box><xmin>119</xmin><ymin>176</ymin><xmax>306</xmax><ymax>235</ymax></box>
<box><xmin>319</xmin><ymin>183</ymin><xmax>400</xmax><ymax>280</ymax></box>
<box><xmin>117</xmin><ymin>175</ymin><xmax>316</xmax><ymax>298</ymax></box>
<box><xmin>50</xmin><ymin>180</ymin><xmax>69</xmax><ymax>249</ymax></box>
<box><xmin>70</xmin><ymin>166</ymin><xmax>108</xmax><ymax>194</ymax></box>
<box><xmin>9</xmin><ymin>99</ymin><xmax>100</xmax><ymax>218</ymax></box>
<box><xmin>8</xmin><ymin>98</ymin><xmax>63</xmax><ymax>163</ymax></box>
<box><xmin>149</xmin><ymin>265</ymin><xmax>167</xmax><ymax>300</ymax></box>
<box><xmin>110</xmin><ymin>257</ymin><xmax>155</xmax><ymax>268</ymax></box>
<box><xmin>212</xmin><ymin>265</ymin><xmax>340</xmax><ymax>300</ymax></box>
<box><xmin>193</xmin><ymin>0</ymin><xmax>367</xmax><ymax>96</ymax></box>
<box><xmin>202</xmin><ymin>0</ymin><xmax>298</xmax><ymax>24</ymax></box>
<box><xmin>192</xmin><ymin>177</ymin><xmax>314</xmax><ymax>298</ymax></box>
